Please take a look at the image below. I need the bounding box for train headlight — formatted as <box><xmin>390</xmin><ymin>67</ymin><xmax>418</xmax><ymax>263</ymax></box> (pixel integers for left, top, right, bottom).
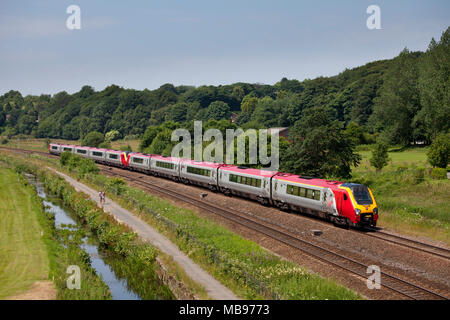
<box><xmin>355</xmin><ymin>209</ymin><xmax>361</xmax><ymax>216</ymax></box>
<box><xmin>373</xmin><ymin>207</ymin><xmax>378</xmax><ymax>215</ymax></box>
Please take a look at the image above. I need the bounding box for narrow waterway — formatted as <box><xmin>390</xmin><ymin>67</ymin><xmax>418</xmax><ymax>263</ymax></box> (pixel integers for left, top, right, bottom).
<box><xmin>28</xmin><ymin>174</ymin><xmax>141</xmax><ymax>300</ymax></box>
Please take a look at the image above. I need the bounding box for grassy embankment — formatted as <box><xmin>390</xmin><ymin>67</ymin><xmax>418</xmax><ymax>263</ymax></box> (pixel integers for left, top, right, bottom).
<box><xmin>354</xmin><ymin>146</ymin><xmax>449</xmax><ymax>244</ymax></box>
<box><xmin>1</xmin><ymin>148</ymin><xmax>361</xmax><ymax>300</ymax></box>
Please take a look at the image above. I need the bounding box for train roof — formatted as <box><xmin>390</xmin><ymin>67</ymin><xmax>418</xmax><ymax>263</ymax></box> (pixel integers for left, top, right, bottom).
<box><xmin>129</xmin><ymin>152</ymin><xmax>152</xmax><ymax>158</ymax></box>
<box><xmin>180</xmin><ymin>159</ymin><xmax>223</xmax><ymax>168</ymax></box>
<box><xmin>273</xmin><ymin>173</ymin><xmax>343</xmax><ymax>188</ymax></box>
<box><xmin>150</xmin><ymin>154</ymin><xmax>181</xmax><ymax>162</ymax></box>
<box><xmin>219</xmin><ymin>165</ymin><xmax>277</xmax><ymax>178</ymax></box>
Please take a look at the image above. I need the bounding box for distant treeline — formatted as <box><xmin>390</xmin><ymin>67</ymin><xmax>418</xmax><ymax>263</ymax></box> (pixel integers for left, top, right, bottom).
<box><xmin>1</xmin><ymin>27</ymin><xmax>448</xmax><ymax>152</ymax></box>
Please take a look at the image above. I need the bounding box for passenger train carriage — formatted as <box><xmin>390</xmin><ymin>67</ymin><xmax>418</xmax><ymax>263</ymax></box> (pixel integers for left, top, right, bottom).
<box><xmin>179</xmin><ymin>159</ymin><xmax>221</xmax><ymax>191</ymax></box>
<box><xmin>49</xmin><ymin>143</ymin><xmax>378</xmax><ymax>228</ymax></box>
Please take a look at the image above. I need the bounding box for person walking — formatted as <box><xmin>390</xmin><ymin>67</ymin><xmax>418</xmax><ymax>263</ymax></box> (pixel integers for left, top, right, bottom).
<box><xmin>99</xmin><ymin>190</ymin><xmax>104</xmax><ymax>205</ymax></box>
<box><xmin>102</xmin><ymin>190</ymin><xmax>106</xmax><ymax>204</ymax></box>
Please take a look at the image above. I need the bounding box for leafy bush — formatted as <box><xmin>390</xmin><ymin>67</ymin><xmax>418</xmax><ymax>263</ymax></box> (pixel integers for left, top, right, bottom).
<box><xmin>1</xmin><ymin>138</ymin><xmax>8</xmax><ymax>145</ymax></box>
<box><xmin>59</xmin><ymin>151</ymin><xmax>72</xmax><ymax>166</ymax></box>
<box><xmin>60</xmin><ymin>152</ymin><xmax>98</xmax><ymax>178</ymax></box>
<box><xmin>370</xmin><ymin>142</ymin><xmax>390</xmax><ymax>171</ymax></box>
<box><xmin>105</xmin><ymin>130</ymin><xmax>121</xmax><ymax>142</ymax></box>
<box><xmin>98</xmin><ymin>141</ymin><xmax>112</xmax><ymax>149</ymax></box>
<box><xmin>82</xmin><ymin>131</ymin><xmax>105</xmax><ymax>147</ymax></box>
<box><xmin>412</xmin><ymin>167</ymin><xmax>425</xmax><ymax>184</ymax></box>
<box><xmin>120</xmin><ymin>145</ymin><xmax>132</xmax><ymax>152</ymax></box>
<box><xmin>430</xmin><ymin>168</ymin><xmax>447</xmax><ymax>180</ymax></box>
<box><xmin>427</xmin><ymin>133</ymin><xmax>450</xmax><ymax>168</ymax></box>
<box><xmin>106</xmin><ymin>177</ymin><xmax>126</xmax><ymax>195</ymax></box>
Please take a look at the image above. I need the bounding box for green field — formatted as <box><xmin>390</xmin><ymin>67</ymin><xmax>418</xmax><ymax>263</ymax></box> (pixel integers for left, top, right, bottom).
<box><xmin>0</xmin><ymin>168</ymin><xmax>50</xmax><ymax>298</ymax></box>
<box><xmin>354</xmin><ymin>147</ymin><xmax>449</xmax><ymax>244</ymax></box>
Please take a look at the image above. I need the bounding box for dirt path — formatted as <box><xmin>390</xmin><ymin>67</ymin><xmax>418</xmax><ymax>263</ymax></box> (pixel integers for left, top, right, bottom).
<box><xmin>6</xmin><ymin>281</ymin><xmax>56</xmax><ymax>300</ymax></box>
<box><xmin>48</xmin><ymin>167</ymin><xmax>238</xmax><ymax>300</ymax></box>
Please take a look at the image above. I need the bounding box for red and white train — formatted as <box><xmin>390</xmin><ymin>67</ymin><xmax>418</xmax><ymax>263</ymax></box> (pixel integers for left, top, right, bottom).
<box><xmin>49</xmin><ymin>143</ymin><xmax>379</xmax><ymax>228</ymax></box>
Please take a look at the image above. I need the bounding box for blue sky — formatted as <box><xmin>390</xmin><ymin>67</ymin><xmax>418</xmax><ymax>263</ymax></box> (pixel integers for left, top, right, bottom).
<box><xmin>0</xmin><ymin>0</ymin><xmax>448</xmax><ymax>95</ymax></box>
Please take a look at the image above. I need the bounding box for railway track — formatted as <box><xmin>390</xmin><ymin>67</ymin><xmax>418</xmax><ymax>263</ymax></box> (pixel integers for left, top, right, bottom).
<box><xmin>363</xmin><ymin>230</ymin><xmax>450</xmax><ymax>260</ymax></box>
<box><xmin>2</xmin><ymin>146</ymin><xmax>450</xmax><ymax>299</ymax></box>
<box><xmin>102</xmin><ymin>167</ymin><xmax>449</xmax><ymax>300</ymax></box>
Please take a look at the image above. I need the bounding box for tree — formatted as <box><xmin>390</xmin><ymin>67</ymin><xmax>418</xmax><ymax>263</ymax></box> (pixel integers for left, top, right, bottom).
<box><xmin>82</xmin><ymin>131</ymin><xmax>105</xmax><ymax>147</ymax></box>
<box><xmin>371</xmin><ymin>49</ymin><xmax>422</xmax><ymax>146</ymax></box>
<box><xmin>139</xmin><ymin>125</ymin><xmax>160</xmax><ymax>151</ymax></box>
<box><xmin>345</xmin><ymin>122</ymin><xmax>366</xmax><ymax>146</ymax></box>
<box><xmin>240</xmin><ymin>96</ymin><xmax>259</xmax><ymax>114</ymax></box>
<box><xmin>203</xmin><ymin>101</ymin><xmax>231</xmax><ymax>121</ymax></box>
<box><xmin>427</xmin><ymin>133</ymin><xmax>450</xmax><ymax>168</ymax></box>
<box><xmin>418</xmin><ymin>28</ymin><xmax>450</xmax><ymax>142</ymax></box>
<box><xmin>105</xmin><ymin>130</ymin><xmax>121</xmax><ymax>142</ymax></box>
<box><xmin>370</xmin><ymin>142</ymin><xmax>390</xmax><ymax>171</ymax></box>
<box><xmin>281</xmin><ymin>106</ymin><xmax>361</xmax><ymax>179</ymax></box>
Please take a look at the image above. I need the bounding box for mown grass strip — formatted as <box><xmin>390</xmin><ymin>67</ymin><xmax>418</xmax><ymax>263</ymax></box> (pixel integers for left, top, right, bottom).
<box><xmin>0</xmin><ymin>167</ymin><xmax>50</xmax><ymax>298</ymax></box>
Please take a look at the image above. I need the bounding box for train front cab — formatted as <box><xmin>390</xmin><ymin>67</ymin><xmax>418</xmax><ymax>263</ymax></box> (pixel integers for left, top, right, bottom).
<box><xmin>336</xmin><ymin>183</ymin><xmax>378</xmax><ymax>228</ymax></box>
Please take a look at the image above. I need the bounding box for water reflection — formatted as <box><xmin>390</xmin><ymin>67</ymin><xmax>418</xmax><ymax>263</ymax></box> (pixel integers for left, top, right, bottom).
<box><xmin>29</xmin><ymin>176</ymin><xmax>141</xmax><ymax>300</ymax></box>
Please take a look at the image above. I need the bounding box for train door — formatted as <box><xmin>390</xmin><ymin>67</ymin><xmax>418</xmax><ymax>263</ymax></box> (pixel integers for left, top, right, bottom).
<box><xmin>334</xmin><ymin>191</ymin><xmax>344</xmax><ymax>216</ymax></box>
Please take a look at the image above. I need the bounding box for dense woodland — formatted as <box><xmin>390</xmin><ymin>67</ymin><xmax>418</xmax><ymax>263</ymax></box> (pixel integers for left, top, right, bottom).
<box><xmin>1</xmin><ymin>28</ymin><xmax>448</xmax><ymax>178</ymax></box>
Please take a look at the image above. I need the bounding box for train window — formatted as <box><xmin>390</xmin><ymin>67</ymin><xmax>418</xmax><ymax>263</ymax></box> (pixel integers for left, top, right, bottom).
<box><xmin>51</xmin><ymin>146</ymin><xmax>58</xmax><ymax>150</ymax></box>
<box><xmin>93</xmin><ymin>151</ymin><xmax>103</xmax><ymax>157</ymax></box>
<box><xmin>108</xmin><ymin>154</ymin><xmax>118</xmax><ymax>159</ymax></box>
<box><xmin>77</xmin><ymin>149</ymin><xmax>87</xmax><ymax>154</ymax></box>
<box><xmin>306</xmin><ymin>189</ymin><xmax>314</xmax><ymax>199</ymax></box>
<box><xmin>63</xmin><ymin>148</ymin><xmax>72</xmax><ymax>152</ymax></box>
<box><xmin>229</xmin><ymin>174</ymin><xmax>261</xmax><ymax>188</ymax></box>
<box><xmin>133</xmin><ymin>157</ymin><xmax>144</xmax><ymax>164</ymax></box>
<box><xmin>156</xmin><ymin>161</ymin><xmax>174</xmax><ymax>169</ymax></box>
<box><xmin>314</xmin><ymin>191</ymin><xmax>321</xmax><ymax>201</ymax></box>
<box><xmin>343</xmin><ymin>194</ymin><xmax>348</xmax><ymax>200</ymax></box>
<box><xmin>300</xmin><ymin>188</ymin><xmax>306</xmax><ymax>197</ymax></box>
<box><xmin>187</xmin><ymin>166</ymin><xmax>211</xmax><ymax>177</ymax></box>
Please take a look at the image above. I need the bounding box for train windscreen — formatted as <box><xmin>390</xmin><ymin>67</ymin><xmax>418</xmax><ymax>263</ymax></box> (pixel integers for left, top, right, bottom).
<box><xmin>350</xmin><ymin>185</ymin><xmax>373</xmax><ymax>205</ymax></box>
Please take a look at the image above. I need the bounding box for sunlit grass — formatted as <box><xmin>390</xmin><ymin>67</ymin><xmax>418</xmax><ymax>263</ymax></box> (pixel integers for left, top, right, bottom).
<box><xmin>354</xmin><ymin>147</ymin><xmax>449</xmax><ymax>244</ymax></box>
<box><xmin>0</xmin><ymin>168</ymin><xmax>50</xmax><ymax>298</ymax></box>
